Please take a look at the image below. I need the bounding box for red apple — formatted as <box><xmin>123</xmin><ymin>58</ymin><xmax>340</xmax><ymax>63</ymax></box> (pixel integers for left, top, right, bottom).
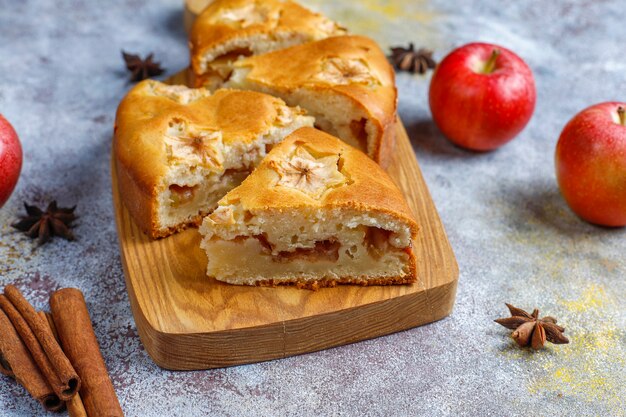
<box><xmin>555</xmin><ymin>102</ymin><xmax>626</xmax><ymax>227</ymax></box>
<box><xmin>429</xmin><ymin>42</ymin><xmax>536</xmax><ymax>151</ymax></box>
<box><xmin>0</xmin><ymin>114</ymin><xmax>22</xmax><ymax>208</ymax></box>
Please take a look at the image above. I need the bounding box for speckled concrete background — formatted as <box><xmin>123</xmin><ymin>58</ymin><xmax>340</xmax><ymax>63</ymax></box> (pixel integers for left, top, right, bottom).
<box><xmin>0</xmin><ymin>0</ymin><xmax>624</xmax><ymax>416</ymax></box>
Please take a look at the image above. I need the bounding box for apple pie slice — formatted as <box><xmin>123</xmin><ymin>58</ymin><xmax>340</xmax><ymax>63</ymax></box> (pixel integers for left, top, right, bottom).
<box><xmin>199</xmin><ymin>127</ymin><xmax>418</xmax><ymax>289</ymax></box>
<box><xmin>221</xmin><ymin>35</ymin><xmax>397</xmax><ymax>167</ymax></box>
<box><xmin>114</xmin><ymin>80</ymin><xmax>313</xmax><ymax>238</ymax></box>
<box><xmin>190</xmin><ymin>0</ymin><xmax>346</xmax><ymax>89</ymax></box>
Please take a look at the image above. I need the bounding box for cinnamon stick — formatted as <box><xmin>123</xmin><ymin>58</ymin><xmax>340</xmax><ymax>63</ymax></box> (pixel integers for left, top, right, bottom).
<box><xmin>0</xmin><ymin>349</ymin><xmax>14</xmax><ymax>377</ymax></box>
<box><xmin>39</xmin><ymin>311</ymin><xmax>58</xmax><ymax>340</ymax></box>
<box><xmin>40</xmin><ymin>311</ymin><xmax>88</xmax><ymax>417</ymax></box>
<box><xmin>2</xmin><ymin>285</ymin><xmax>80</xmax><ymax>400</ymax></box>
<box><xmin>66</xmin><ymin>393</ymin><xmax>89</xmax><ymax>417</ymax></box>
<box><xmin>0</xmin><ymin>308</ymin><xmax>64</xmax><ymax>411</ymax></box>
<box><xmin>0</xmin><ymin>294</ymin><xmax>66</xmax><ymax>400</ymax></box>
<box><xmin>50</xmin><ymin>288</ymin><xmax>124</xmax><ymax>417</ymax></box>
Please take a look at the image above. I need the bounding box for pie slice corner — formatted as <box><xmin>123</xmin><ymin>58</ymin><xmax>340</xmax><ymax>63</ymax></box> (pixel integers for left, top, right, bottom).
<box><xmin>113</xmin><ymin>80</ymin><xmax>314</xmax><ymax>238</ymax></box>
<box><xmin>199</xmin><ymin>126</ymin><xmax>418</xmax><ymax>289</ymax></box>
<box><xmin>189</xmin><ymin>0</ymin><xmax>347</xmax><ymax>88</ymax></box>
<box><xmin>224</xmin><ymin>35</ymin><xmax>398</xmax><ymax>168</ymax></box>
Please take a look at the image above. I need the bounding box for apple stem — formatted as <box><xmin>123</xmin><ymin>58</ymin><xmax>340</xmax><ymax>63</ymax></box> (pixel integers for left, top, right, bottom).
<box><xmin>482</xmin><ymin>49</ymin><xmax>501</xmax><ymax>74</ymax></box>
<box><xmin>618</xmin><ymin>106</ymin><xmax>625</xmax><ymax>126</ymax></box>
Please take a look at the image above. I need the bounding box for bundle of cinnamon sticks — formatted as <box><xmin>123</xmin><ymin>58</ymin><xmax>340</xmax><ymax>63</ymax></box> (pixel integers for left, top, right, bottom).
<box><xmin>0</xmin><ymin>285</ymin><xmax>123</xmax><ymax>416</ymax></box>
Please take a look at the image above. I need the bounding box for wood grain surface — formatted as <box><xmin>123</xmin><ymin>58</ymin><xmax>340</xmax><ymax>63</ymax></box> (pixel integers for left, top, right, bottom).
<box><xmin>111</xmin><ymin>70</ymin><xmax>459</xmax><ymax>370</ymax></box>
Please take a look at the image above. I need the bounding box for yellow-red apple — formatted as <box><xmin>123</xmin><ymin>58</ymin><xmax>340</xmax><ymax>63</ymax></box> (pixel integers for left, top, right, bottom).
<box><xmin>429</xmin><ymin>42</ymin><xmax>536</xmax><ymax>151</ymax></box>
<box><xmin>0</xmin><ymin>114</ymin><xmax>22</xmax><ymax>208</ymax></box>
<box><xmin>555</xmin><ymin>102</ymin><xmax>626</xmax><ymax>227</ymax></box>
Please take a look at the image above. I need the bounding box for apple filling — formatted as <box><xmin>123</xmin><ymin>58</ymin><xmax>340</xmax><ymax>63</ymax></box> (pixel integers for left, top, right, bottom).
<box><xmin>197</xmin><ymin>48</ymin><xmax>254</xmax><ymax>88</ymax></box>
<box><xmin>159</xmin><ymin>170</ymin><xmax>249</xmax><ymax>232</ymax></box>
<box><xmin>193</xmin><ymin>33</ymin><xmax>318</xmax><ymax>88</ymax></box>
<box><xmin>253</xmin><ymin>235</ymin><xmax>341</xmax><ymax>263</ymax></box>
<box><xmin>225</xmin><ymin>67</ymin><xmax>379</xmax><ymax>157</ymax></box>
<box><xmin>200</xmin><ymin>208</ymin><xmax>415</xmax><ymax>285</ymax></box>
<box><xmin>168</xmin><ymin>184</ymin><xmax>197</xmax><ymax>207</ymax></box>
<box><xmin>150</xmin><ymin>93</ymin><xmax>314</xmax><ymax>235</ymax></box>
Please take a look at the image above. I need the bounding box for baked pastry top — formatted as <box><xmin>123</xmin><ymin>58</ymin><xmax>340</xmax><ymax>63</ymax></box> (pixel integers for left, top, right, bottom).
<box><xmin>223</xmin><ymin>35</ymin><xmax>398</xmax><ymax>166</ymax></box>
<box><xmin>200</xmin><ymin>127</ymin><xmax>418</xmax><ymax>288</ymax></box>
<box><xmin>114</xmin><ymin>0</ymin><xmax>418</xmax><ymax>290</ymax></box>
<box><xmin>213</xmin><ymin>126</ymin><xmax>411</xmax><ymax>215</ymax></box>
<box><xmin>190</xmin><ymin>0</ymin><xmax>346</xmax><ymax>88</ymax></box>
<box><xmin>114</xmin><ymin>80</ymin><xmax>313</xmax><ymax>238</ymax></box>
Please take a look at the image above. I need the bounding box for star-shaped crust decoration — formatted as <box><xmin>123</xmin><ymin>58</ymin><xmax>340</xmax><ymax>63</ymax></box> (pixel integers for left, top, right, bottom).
<box><xmin>272</xmin><ymin>146</ymin><xmax>346</xmax><ymax>197</ymax></box>
<box><xmin>164</xmin><ymin>123</ymin><xmax>224</xmax><ymax>168</ymax></box>
<box><xmin>218</xmin><ymin>4</ymin><xmax>277</xmax><ymax>29</ymax></box>
<box><xmin>314</xmin><ymin>58</ymin><xmax>378</xmax><ymax>86</ymax></box>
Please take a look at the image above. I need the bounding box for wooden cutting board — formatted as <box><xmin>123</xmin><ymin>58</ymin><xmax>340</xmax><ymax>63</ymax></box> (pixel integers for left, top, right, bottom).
<box><xmin>111</xmin><ymin>69</ymin><xmax>459</xmax><ymax>370</ymax></box>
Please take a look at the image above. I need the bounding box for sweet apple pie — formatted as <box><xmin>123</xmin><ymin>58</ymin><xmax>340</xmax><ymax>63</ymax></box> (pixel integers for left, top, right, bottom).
<box><xmin>199</xmin><ymin>127</ymin><xmax>418</xmax><ymax>288</ymax></box>
<box><xmin>189</xmin><ymin>0</ymin><xmax>346</xmax><ymax>89</ymax></box>
<box><xmin>114</xmin><ymin>80</ymin><xmax>313</xmax><ymax>238</ymax></box>
<box><xmin>220</xmin><ymin>35</ymin><xmax>397</xmax><ymax>167</ymax></box>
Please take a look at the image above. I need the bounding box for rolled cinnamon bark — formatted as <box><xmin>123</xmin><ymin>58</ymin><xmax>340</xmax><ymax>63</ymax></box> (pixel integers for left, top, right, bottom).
<box><xmin>66</xmin><ymin>393</ymin><xmax>89</xmax><ymax>417</ymax></box>
<box><xmin>39</xmin><ymin>311</ymin><xmax>58</xmax><ymax>340</ymax></box>
<box><xmin>3</xmin><ymin>285</ymin><xmax>80</xmax><ymax>400</ymax></box>
<box><xmin>50</xmin><ymin>288</ymin><xmax>124</xmax><ymax>417</ymax></box>
<box><xmin>0</xmin><ymin>350</ymin><xmax>14</xmax><ymax>377</ymax></box>
<box><xmin>0</xmin><ymin>308</ymin><xmax>64</xmax><ymax>411</ymax></box>
<box><xmin>40</xmin><ymin>311</ymin><xmax>88</xmax><ymax>417</ymax></box>
<box><xmin>0</xmin><ymin>294</ymin><xmax>68</xmax><ymax>401</ymax></box>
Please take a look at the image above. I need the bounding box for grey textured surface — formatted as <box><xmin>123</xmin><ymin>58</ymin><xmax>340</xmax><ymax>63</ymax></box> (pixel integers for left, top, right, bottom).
<box><xmin>0</xmin><ymin>0</ymin><xmax>625</xmax><ymax>416</ymax></box>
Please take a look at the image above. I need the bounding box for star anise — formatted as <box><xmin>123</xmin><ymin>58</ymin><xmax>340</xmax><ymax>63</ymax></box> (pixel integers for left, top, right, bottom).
<box><xmin>11</xmin><ymin>201</ymin><xmax>77</xmax><ymax>245</ymax></box>
<box><xmin>389</xmin><ymin>43</ymin><xmax>436</xmax><ymax>74</ymax></box>
<box><xmin>495</xmin><ymin>304</ymin><xmax>569</xmax><ymax>350</ymax></box>
<box><xmin>121</xmin><ymin>51</ymin><xmax>165</xmax><ymax>82</ymax></box>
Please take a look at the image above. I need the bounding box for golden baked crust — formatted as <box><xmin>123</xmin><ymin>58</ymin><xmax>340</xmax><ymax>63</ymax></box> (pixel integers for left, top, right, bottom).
<box><xmin>190</xmin><ymin>0</ymin><xmax>346</xmax><ymax>86</ymax></box>
<box><xmin>201</xmin><ymin>127</ymin><xmax>418</xmax><ymax>287</ymax></box>
<box><xmin>219</xmin><ymin>127</ymin><xmax>415</xmax><ymax>232</ymax></box>
<box><xmin>254</xmin><ymin>272</ymin><xmax>417</xmax><ymax>290</ymax></box>
<box><xmin>113</xmin><ymin>80</ymin><xmax>310</xmax><ymax>238</ymax></box>
<box><xmin>228</xmin><ymin>35</ymin><xmax>398</xmax><ymax>166</ymax></box>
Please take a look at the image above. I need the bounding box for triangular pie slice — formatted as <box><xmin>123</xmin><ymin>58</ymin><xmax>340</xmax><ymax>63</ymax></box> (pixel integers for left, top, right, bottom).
<box><xmin>222</xmin><ymin>35</ymin><xmax>397</xmax><ymax>167</ymax></box>
<box><xmin>199</xmin><ymin>127</ymin><xmax>418</xmax><ymax>289</ymax></box>
<box><xmin>190</xmin><ymin>0</ymin><xmax>346</xmax><ymax>88</ymax></box>
<box><xmin>114</xmin><ymin>80</ymin><xmax>313</xmax><ymax>238</ymax></box>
